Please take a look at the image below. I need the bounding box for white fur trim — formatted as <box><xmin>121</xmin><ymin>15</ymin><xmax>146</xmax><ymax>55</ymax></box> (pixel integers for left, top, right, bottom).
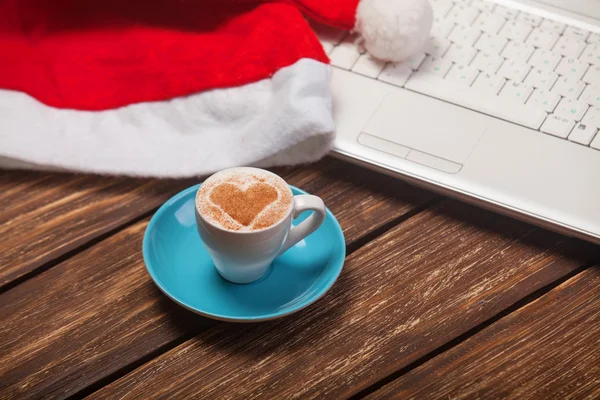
<box><xmin>355</xmin><ymin>0</ymin><xmax>433</xmax><ymax>62</ymax></box>
<box><xmin>0</xmin><ymin>59</ymin><xmax>334</xmax><ymax>177</ymax></box>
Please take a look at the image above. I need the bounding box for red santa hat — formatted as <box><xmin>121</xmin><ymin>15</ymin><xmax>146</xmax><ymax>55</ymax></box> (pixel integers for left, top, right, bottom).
<box><xmin>0</xmin><ymin>0</ymin><xmax>432</xmax><ymax>177</ymax></box>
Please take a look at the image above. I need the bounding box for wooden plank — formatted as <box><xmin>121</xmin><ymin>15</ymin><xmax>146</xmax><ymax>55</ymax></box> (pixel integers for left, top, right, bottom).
<box><xmin>0</xmin><ymin>170</ymin><xmax>195</xmax><ymax>287</ymax></box>
<box><xmin>89</xmin><ymin>203</ymin><xmax>600</xmax><ymax>400</ymax></box>
<box><xmin>0</xmin><ymin>162</ymin><xmax>434</xmax><ymax>399</ymax></box>
<box><xmin>367</xmin><ymin>266</ymin><xmax>600</xmax><ymax>400</ymax></box>
<box><xmin>0</xmin><ymin>158</ymin><xmax>431</xmax><ymax>289</ymax></box>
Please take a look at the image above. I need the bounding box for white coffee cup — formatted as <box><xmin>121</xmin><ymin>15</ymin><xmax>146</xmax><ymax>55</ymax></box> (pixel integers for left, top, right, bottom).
<box><xmin>195</xmin><ymin>167</ymin><xmax>326</xmax><ymax>284</ymax></box>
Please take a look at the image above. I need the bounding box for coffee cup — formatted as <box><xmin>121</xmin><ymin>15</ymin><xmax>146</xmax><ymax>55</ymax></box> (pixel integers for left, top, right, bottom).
<box><xmin>195</xmin><ymin>167</ymin><xmax>326</xmax><ymax>284</ymax></box>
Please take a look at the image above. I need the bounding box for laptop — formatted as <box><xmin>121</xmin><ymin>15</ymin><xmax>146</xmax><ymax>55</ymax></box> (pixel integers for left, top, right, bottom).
<box><xmin>315</xmin><ymin>0</ymin><xmax>600</xmax><ymax>244</ymax></box>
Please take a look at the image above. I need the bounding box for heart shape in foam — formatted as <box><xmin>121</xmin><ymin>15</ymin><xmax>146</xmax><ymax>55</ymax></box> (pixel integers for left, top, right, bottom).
<box><xmin>210</xmin><ymin>182</ymin><xmax>278</xmax><ymax>226</ymax></box>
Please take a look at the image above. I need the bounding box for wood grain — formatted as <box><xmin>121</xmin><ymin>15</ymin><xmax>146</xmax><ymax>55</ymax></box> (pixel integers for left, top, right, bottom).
<box><xmin>0</xmin><ymin>158</ymin><xmax>432</xmax><ymax>289</ymax></box>
<box><xmin>0</xmin><ymin>170</ymin><xmax>195</xmax><ymax>287</ymax></box>
<box><xmin>368</xmin><ymin>265</ymin><xmax>600</xmax><ymax>400</ymax></box>
<box><xmin>0</xmin><ymin>161</ymin><xmax>433</xmax><ymax>399</ymax></box>
<box><xmin>90</xmin><ymin>203</ymin><xmax>600</xmax><ymax>400</ymax></box>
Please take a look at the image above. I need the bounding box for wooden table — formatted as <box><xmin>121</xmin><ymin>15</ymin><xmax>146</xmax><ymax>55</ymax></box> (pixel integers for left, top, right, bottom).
<box><xmin>2</xmin><ymin>157</ymin><xmax>600</xmax><ymax>399</ymax></box>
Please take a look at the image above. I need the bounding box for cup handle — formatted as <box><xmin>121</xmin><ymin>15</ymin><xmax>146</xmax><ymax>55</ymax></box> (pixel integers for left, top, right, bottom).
<box><xmin>278</xmin><ymin>194</ymin><xmax>326</xmax><ymax>256</ymax></box>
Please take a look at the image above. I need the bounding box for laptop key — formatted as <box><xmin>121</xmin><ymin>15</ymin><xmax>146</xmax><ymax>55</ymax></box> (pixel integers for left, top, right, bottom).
<box><xmin>527</xmin><ymin>89</ymin><xmax>561</xmax><ymax>112</ymax></box>
<box><xmin>378</xmin><ymin>63</ymin><xmax>413</xmax><ymax>87</ymax></box>
<box><xmin>473</xmin><ymin>73</ymin><xmax>506</xmax><ymax>96</ymax></box>
<box><xmin>494</xmin><ymin>5</ymin><xmax>519</xmax><ymax>20</ymax></box>
<box><xmin>524</xmin><ymin>68</ymin><xmax>558</xmax><ymax>90</ymax></box>
<box><xmin>551</xmin><ymin>76</ymin><xmax>586</xmax><ymax>99</ymax></box>
<box><xmin>471</xmin><ymin>51</ymin><xmax>504</xmax><ymax>74</ymax></box>
<box><xmin>582</xmin><ymin>106</ymin><xmax>600</xmax><ymax>128</ymax></box>
<box><xmin>472</xmin><ymin>12</ymin><xmax>505</xmax><ymax>34</ymax></box>
<box><xmin>564</xmin><ymin>26</ymin><xmax>590</xmax><ymax>41</ymax></box>
<box><xmin>580</xmin><ymin>44</ymin><xmax>600</xmax><ymax>66</ymax></box>
<box><xmin>352</xmin><ymin>54</ymin><xmax>386</xmax><ymax>78</ymax></box>
<box><xmin>471</xmin><ymin>72</ymin><xmax>506</xmax><ymax>94</ymax></box>
<box><xmin>446</xmin><ymin>4</ymin><xmax>480</xmax><ymax>26</ymax></box>
<box><xmin>526</xmin><ymin>28</ymin><xmax>560</xmax><ymax>50</ymax></box>
<box><xmin>425</xmin><ymin>36</ymin><xmax>452</xmax><ymax>58</ymax></box>
<box><xmin>444</xmin><ymin>43</ymin><xmax>477</xmax><ymax>64</ymax></box>
<box><xmin>499</xmin><ymin>80</ymin><xmax>534</xmax><ymax>104</ymax></box>
<box><xmin>329</xmin><ymin>35</ymin><xmax>363</xmax><ymax>70</ymax></box>
<box><xmin>448</xmin><ymin>25</ymin><xmax>482</xmax><ymax>47</ymax></box>
<box><xmin>583</xmin><ymin>65</ymin><xmax>600</xmax><ymax>85</ymax></box>
<box><xmin>517</xmin><ymin>12</ymin><xmax>543</xmax><ymax>27</ymax></box>
<box><xmin>471</xmin><ymin>0</ymin><xmax>496</xmax><ymax>12</ymax></box>
<box><xmin>501</xmin><ymin>41</ymin><xmax>535</xmax><ymax>63</ymax></box>
<box><xmin>431</xmin><ymin>17</ymin><xmax>456</xmax><ymax>38</ymax></box>
<box><xmin>569</xmin><ymin>122</ymin><xmax>598</xmax><ymax>145</ymax></box>
<box><xmin>583</xmin><ymin>109</ymin><xmax>600</xmax><ymax>147</ymax></box>
<box><xmin>541</xmin><ymin>114</ymin><xmax>575</xmax><ymax>138</ymax></box>
<box><xmin>474</xmin><ymin>33</ymin><xmax>508</xmax><ymax>54</ymax></box>
<box><xmin>555</xmin><ymin>57</ymin><xmax>589</xmax><ymax>80</ymax></box>
<box><xmin>588</xmin><ymin>33</ymin><xmax>600</xmax><ymax>45</ymax></box>
<box><xmin>554</xmin><ymin>98</ymin><xmax>589</xmax><ymax>121</ymax></box>
<box><xmin>540</xmin><ymin>19</ymin><xmax>566</xmax><ymax>34</ymax></box>
<box><xmin>499</xmin><ymin>20</ymin><xmax>532</xmax><ymax>41</ymax></box>
<box><xmin>580</xmin><ymin>84</ymin><xmax>600</xmax><ymax>106</ymax></box>
<box><xmin>497</xmin><ymin>60</ymin><xmax>531</xmax><ymax>82</ymax></box>
<box><xmin>405</xmin><ymin>52</ymin><xmax>427</xmax><ymax>70</ymax></box>
<box><xmin>528</xmin><ymin>49</ymin><xmax>562</xmax><ymax>71</ymax></box>
<box><xmin>446</xmin><ymin>64</ymin><xmax>479</xmax><ymax>85</ymax></box>
<box><xmin>420</xmin><ymin>56</ymin><xmax>453</xmax><ymax>76</ymax></box>
<box><xmin>553</xmin><ymin>36</ymin><xmax>587</xmax><ymax>58</ymax></box>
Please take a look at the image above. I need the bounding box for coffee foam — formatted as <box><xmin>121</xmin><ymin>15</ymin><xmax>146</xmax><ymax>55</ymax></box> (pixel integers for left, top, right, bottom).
<box><xmin>196</xmin><ymin>169</ymin><xmax>293</xmax><ymax>231</ymax></box>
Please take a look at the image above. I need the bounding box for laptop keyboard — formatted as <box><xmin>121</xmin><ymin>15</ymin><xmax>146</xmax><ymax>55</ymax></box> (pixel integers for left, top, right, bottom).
<box><xmin>315</xmin><ymin>0</ymin><xmax>600</xmax><ymax>151</ymax></box>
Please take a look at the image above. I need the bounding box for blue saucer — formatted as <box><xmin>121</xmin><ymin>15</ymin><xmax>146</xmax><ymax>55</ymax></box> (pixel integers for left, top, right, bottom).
<box><xmin>143</xmin><ymin>184</ymin><xmax>345</xmax><ymax>322</ymax></box>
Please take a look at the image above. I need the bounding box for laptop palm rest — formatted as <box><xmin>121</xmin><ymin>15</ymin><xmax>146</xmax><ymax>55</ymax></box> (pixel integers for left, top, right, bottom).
<box><xmin>360</xmin><ymin>92</ymin><xmax>487</xmax><ymax>173</ymax></box>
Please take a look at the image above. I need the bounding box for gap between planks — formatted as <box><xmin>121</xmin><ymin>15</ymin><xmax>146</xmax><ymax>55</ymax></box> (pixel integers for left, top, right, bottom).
<box><xmin>0</xmin><ymin>189</ymin><xmax>437</xmax><ymax>296</ymax></box>
<box><xmin>79</xmin><ymin>201</ymin><xmax>600</xmax><ymax>399</ymax></box>
<box><xmin>1</xmin><ymin>158</ymin><xmax>434</xmax><ymax>295</ymax></box>
<box><xmin>351</xmin><ymin>257</ymin><xmax>600</xmax><ymax>399</ymax></box>
<box><xmin>0</xmin><ymin>210</ymin><xmax>156</xmax><ymax>296</ymax></box>
<box><xmin>74</xmin><ymin>206</ymin><xmax>600</xmax><ymax>399</ymax></box>
<box><xmin>65</xmin><ymin>199</ymin><xmax>441</xmax><ymax>400</ymax></box>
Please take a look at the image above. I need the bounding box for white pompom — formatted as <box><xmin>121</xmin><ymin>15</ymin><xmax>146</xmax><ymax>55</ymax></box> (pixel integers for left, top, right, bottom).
<box><xmin>355</xmin><ymin>0</ymin><xmax>433</xmax><ymax>62</ymax></box>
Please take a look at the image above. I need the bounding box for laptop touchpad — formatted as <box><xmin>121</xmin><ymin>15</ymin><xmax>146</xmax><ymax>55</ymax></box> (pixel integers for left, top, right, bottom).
<box><xmin>361</xmin><ymin>92</ymin><xmax>486</xmax><ymax>171</ymax></box>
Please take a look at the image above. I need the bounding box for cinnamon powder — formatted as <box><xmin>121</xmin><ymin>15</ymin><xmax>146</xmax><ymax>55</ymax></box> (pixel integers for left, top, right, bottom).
<box><xmin>196</xmin><ymin>169</ymin><xmax>293</xmax><ymax>231</ymax></box>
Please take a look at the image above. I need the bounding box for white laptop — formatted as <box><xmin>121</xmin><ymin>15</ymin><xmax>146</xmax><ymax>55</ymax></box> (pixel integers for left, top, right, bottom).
<box><xmin>316</xmin><ymin>0</ymin><xmax>600</xmax><ymax>244</ymax></box>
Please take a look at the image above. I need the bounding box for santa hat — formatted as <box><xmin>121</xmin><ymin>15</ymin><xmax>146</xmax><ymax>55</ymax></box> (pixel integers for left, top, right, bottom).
<box><xmin>0</xmin><ymin>0</ymin><xmax>432</xmax><ymax>177</ymax></box>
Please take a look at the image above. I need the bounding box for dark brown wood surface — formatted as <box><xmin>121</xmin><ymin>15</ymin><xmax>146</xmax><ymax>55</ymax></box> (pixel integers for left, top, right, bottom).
<box><xmin>0</xmin><ymin>170</ymin><xmax>195</xmax><ymax>289</ymax></box>
<box><xmin>1</xmin><ymin>157</ymin><xmax>599</xmax><ymax>399</ymax></box>
<box><xmin>0</xmin><ymin>159</ymin><xmax>431</xmax><ymax>290</ymax></box>
<box><xmin>367</xmin><ymin>265</ymin><xmax>600</xmax><ymax>400</ymax></box>
<box><xmin>90</xmin><ymin>203</ymin><xmax>599</xmax><ymax>399</ymax></box>
<box><xmin>0</xmin><ymin>159</ymin><xmax>434</xmax><ymax>399</ymax></box>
